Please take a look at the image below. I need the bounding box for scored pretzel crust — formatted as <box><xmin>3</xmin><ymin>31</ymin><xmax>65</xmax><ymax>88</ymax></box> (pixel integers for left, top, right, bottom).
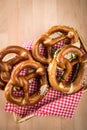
<box><xmin>4</xmin><ymin>60</ymin><xmax>48</xmax><ymax>106</ymax></box>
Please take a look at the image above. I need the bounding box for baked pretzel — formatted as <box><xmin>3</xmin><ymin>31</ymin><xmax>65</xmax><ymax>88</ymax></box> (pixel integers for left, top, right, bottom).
<box><xmin>32</xmin><ymin>26</ymin><xmax>79</xmax><ymax>64</ymax></box>
<box><xmin>44</xmin><ymin>25</ymin><xmax>78</xmax><ymax>46</ymax></box>
<box><xmin>48</xmin><ymin>45</ymin><xmax>86</xmax><ymax>94</ymax></box>
<box><xmin>5</xmin><ymin>60</ymin><xmax>48</xmax><ymax>106</ymax></box>
<box><xmin>0</xmin><ymin>46</ymin><xmax>32</xmax><ymax>90</ymax></box>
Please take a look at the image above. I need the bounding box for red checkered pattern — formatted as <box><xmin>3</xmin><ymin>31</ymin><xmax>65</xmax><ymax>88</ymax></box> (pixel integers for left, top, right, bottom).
<box><xmin>5</xmin><ymin>40</ymin><xmax>84</xmax><ymax>118</ymax></box>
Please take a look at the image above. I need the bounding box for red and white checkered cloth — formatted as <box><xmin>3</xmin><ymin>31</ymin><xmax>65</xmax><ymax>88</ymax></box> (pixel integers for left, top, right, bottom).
<box><xmin>5</xmin><ymin>40</ymin><xmax>84</xmax><ymax>118</ymax></box>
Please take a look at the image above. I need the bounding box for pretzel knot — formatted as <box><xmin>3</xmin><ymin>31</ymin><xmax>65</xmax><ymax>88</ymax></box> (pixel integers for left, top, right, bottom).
<box><xmin>0</xmin><ymin>45</ymin><xmax>32</xmax><ymax>90</ymax></box>
<box><xmin>5</xmin><ymin>60</ymin><xmax>49</xmax><ymax>106</ymax></box>
<box><xmin>48</xmin><ymin>45</ymin><xmax>87</xmax><ymax>94</ymax></box>
<box><xmin>32</xmin><ymin>25</ymin><xmax>79</xmax><ymax>64</ymax></box>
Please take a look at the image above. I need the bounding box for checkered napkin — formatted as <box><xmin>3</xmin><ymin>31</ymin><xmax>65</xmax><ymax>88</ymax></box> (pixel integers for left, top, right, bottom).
<box><xmin>5</xmin><ymin>40</ymin><xmax>83</xmax><ymax>118</ymax></box>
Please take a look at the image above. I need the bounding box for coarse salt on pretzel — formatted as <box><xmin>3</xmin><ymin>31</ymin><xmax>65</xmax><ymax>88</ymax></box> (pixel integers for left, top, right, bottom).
<box><xmin>0</xmin><ymin>45</ymin><xmax>32</xmax><ymax>90</ymax></box>
<box><xmin>48</xmin><ymin>45</ymin><xmax>87</xmax><ymax>94</ymax></box>
<box><xmin>4</xmin><ymin>60</ymin><xmax>48</xmax><ymax>106</ymax></box>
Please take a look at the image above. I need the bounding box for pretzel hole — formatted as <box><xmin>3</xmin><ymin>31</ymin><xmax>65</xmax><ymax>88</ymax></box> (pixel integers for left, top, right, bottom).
<box><xmin>39</xmin><ymin>43</ymin><xmax>48</xmax><ymax>57</ymax></box>
<box><xmin>51</xmin><ymin>41</ymin><xmax>66</xmax><ymax>56</ymax></box>
<box><xmin>19</xmin><ymin>68</ymin><xmax>35</xmax><ymax>76</ymax></box>
<box><xmin>12</xmin><ymin>76</ymin><xmax>41</xmax><ymax>97</ymax></box>
<box><xmin>12</xmin><ymin>86</ymin><xmax>24</xmax><ymax>97</ymax></box>
<box><xmin>19</xmin><ymin>67</ymin><xmax>35</xmax><ymax>76</ymax></box>
<box><xmin>56</xmin><ymin>67</ymin><xmax>64</xmax><ymax>82</ymax></box>
<box><xmin>39</xmin><ymin>40</ymin><xmax>66</xmax><ymax>58</ymax></box>
<box><xmin>56</xmin><ymin>63</ymin><xmax>80</xmax><ymax>85</ymax></box>
<box><xmin>28</xmin><ymin>76</ymin><xmax>41</xmax><ymax>96</ymax></box>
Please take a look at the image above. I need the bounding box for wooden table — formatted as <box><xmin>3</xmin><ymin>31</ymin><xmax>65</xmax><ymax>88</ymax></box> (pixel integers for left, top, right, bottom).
<box><xmin>0</xmin><ymin>0</ymin><xmax>87</xmax><ymax>130</ymax></box>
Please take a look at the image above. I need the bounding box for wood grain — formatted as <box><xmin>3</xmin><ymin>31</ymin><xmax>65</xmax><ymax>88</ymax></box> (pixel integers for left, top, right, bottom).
<box><xmin>0</xmin><ymin>0</ymin><xmax>87</xmax><ymax>130</ymax></box>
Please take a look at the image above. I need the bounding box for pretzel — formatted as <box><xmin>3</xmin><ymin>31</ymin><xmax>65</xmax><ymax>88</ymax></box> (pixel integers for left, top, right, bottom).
<box><xmin>44</xmin><ymin>25</ymin><xmax>78</xmax><ymax>46</ymax></box>
<box><xmin>48</xmin><ymin>45</ymin><xmax>87</xmax><ymax>94</ymax></box>
<box><xmin>32</xmin><ymin>26</ymin><xmax>79</xmax><ymax>64</ymax></box>
<box><xmin>0</xmin><ymin>46</ymin><xmax>32</xmax><ymax>90</ymax></box>
<box><xmin>5</xmin><ymin>60</ymin><xmax>48</xmax><ymax>106</ymax></box>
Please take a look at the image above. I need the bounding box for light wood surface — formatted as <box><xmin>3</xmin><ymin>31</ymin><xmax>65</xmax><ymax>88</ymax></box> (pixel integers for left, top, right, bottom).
<box><xmin>0</xmin><ymin>0</ymin><xmax>87</xmax><ymax>130</ymax></box>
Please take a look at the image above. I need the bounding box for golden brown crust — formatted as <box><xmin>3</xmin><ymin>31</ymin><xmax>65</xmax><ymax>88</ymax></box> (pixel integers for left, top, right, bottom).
<box><xmin>5</xmin><ymin>60</ymin><xmax>48</xmax><ymax>106</ymax></box>
<box><xmin>0</xmin><ymin>45</ymin><xmax>32</xmax><ymax>90</ymax></box>
<box><xmin>32</xmin><ymin>34</ymin><xmax>52</xmax><ymax>64</ymax></box>
<box><xmin>32</xmin><ymin>25</ymin><xmax>79</xmax><ymax>64</ymax></box>
<box><xmin>0</xmin><ymin>25</ymin><xmax>86</xmax><ymax>107</ymax></box>
<box><xmin>44</xmin><ymin>25</ymin><xmax>78</xmax><ymax>46</ymax></box>
<box><xmin>48</xmin><ymin>45</ymin><xmax>86</xmax><ymax>94</ymax></box>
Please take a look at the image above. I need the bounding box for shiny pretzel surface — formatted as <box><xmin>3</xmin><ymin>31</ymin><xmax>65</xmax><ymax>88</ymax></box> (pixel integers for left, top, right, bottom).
<box><xmin>48</xmin><ymin>45</ymin><xmax>87</xmax><ymax>93</ymax></box>
<box><xmin>5</xmin><ymin>60</ymin><xmax>48</xmax><ymax>106</ymax></box>
<box><xmin>0</xmin><ymin>25</ymin><xmax>86</xmax><ymax>107</ymax></box>
<box><xmin>0</xmin><ymin>45</ymin><xmax>32</xmax><ymax>90</ymax></box>
<box><xmin>32</xmin><ymin>25</ymin><xmax>79</xmax><ymax>64</ymax></box>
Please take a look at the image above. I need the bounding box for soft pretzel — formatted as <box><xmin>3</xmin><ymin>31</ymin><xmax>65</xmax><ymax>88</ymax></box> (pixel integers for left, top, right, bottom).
<box><xmin>44</xmin><ymin>25</ymin><xmax>78</xmax><ymax>46</ymax></box>
<box><xmin>5</xmin><ymin>60</ymin><xmax>48</xmax><ymax>106</ymax></box>
<box><xmin>32</xmin><ymin>26</ymin><xmax>79</xmax><ymax>64</ymax></box>
<box><xmin>48</xmin><ymin>45</ymin><xmax>86</xmax><ymax>94</ymax></box>
<box><xmin>0</xmin><ymin>46</ymin><xmax>32</xmax><ymax>90</ymax></box>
